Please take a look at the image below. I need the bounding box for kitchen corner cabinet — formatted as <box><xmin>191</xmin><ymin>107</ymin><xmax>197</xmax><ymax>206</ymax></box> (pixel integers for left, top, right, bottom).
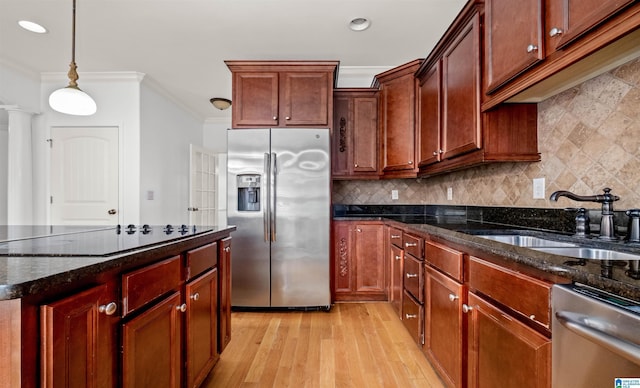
<box><xmin>373</xmin><ymin>59</ymin><xmax>422</xmax><ymax>179</ymax></box>
<box><xmin>41</xmin><ymin>282</ymin><xmax>119</xmax><ymax>387</ymax></box>
<box><xmin>416</xmin><ymin>3</ymin><xmax>540</xmax><ymax>177</ymax></box>
<box><xmin>333</xmin><ymin>220</ymin><xmax>387</xmax><ymax>301</ymax></box>
<box><xmin>225</xmin><ymin>60</ymin><xmax>339</xmax><ymax>129</ymax></box>
<box><xmin>332</xmin><ymin>89</ymin><xmax>379</xmax><ymax>179</ymax></box>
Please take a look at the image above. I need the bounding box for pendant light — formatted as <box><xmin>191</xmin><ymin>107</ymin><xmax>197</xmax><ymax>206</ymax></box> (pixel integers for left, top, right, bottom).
<box><xmin>49</xmin><ymin>0</ymin><xmax>97</xmax><ymax>116</ymax></box>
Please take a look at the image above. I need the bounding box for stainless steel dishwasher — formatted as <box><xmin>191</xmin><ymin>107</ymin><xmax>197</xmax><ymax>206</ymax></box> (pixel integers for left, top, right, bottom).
<box><xmin>552</xmin><ymin>283</ymin><xmax>640</xmax><ymax>388</ymax></box>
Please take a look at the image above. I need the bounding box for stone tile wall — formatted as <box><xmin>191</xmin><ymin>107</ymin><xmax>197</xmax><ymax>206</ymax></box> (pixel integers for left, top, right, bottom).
<box><xmin>333</xmin><ymin>58</ymin><xmax>640</xmax><ymax>211</ymax></box>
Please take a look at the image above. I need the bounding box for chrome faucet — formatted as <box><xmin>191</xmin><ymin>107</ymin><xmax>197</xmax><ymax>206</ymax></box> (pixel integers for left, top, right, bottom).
<box><xmin>550</xmin><ymin>187</ymin><xmax>619</xmax><ymax>240</ymax></box>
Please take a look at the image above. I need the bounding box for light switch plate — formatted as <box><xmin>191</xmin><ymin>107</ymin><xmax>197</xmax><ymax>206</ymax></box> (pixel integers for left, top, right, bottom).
<box><xmin>533</xmin><ymin>178</ymin><xmax>545</xmax><ymax>199</ymax></box>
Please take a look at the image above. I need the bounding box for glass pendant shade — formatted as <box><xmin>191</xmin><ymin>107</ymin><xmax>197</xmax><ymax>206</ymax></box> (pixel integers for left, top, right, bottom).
<box><xmin>49</xmin><ymin>85</ymin><xmax>97</xmax><ymax>116</ymax></box>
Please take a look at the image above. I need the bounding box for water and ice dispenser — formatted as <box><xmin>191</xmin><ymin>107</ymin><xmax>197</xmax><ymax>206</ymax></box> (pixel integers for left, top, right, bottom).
<box><xmin>237</xmin><ymin>174</ymin><xmax>261</xmax><ymax>211</ymax></box>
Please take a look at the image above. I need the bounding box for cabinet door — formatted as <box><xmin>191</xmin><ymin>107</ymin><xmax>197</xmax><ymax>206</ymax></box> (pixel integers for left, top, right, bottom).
<box><xmin>390</xmin><ymin>243</ymin><xmax>404</xmax><ymax>316</ymax></box>
<box><xmin>231</xmin><ymin>72</ymin><xmax>279</xmax><ymax>127</ymax></box>
<box><xmin>442</xmin><ymin>12</ymin><xmax>481</xmax><ymax>160</ymax></box>
<box><xmin>352</xmin><ymin>96</ymin><xmax>378</xmax><ymax>174</ymax></box>
<box><xmin>484</xmin><ymin>0</ymin><xmax>544</xmax><ymax>93</ymax></box>
<box><xmin>354</xmin><ymin>223</ymin><xmax>386</xmax><ymax>295</ymax></box>
<box><xmin>466</xmin><ymin>292</ymin><xmax>551</xmax><ymax>388</ymax></box>
<box><xmin>122</xmin><ymin>292</ymin><xmax>182</xmax><ymax>388</ymax></box>
<box><xmin>218</xmin><ymin>237</ymin><xmax>232</xmax><ymax>353</ymax></box>
<box><xmin>332</xmin><ymin>95</ymin><xmax>352</xmax><ymax>177</ymax></box>
<box><xmin>186</xmin><ymin>268</ymin><xmax>219</xmax><ymax>388</ymax></box>
<box><xmin>546</xmin><ymin>0</ymin><xmax>636</xmax><ymax>52</ymax></box>
<box><xmin>418</xmin><ymin>60</ymin><xmax>441</xmax><ymax>167</ymax></box>
<box><xmin>41</xmin><ymin>283</ymin><xmax>118</xmax><ymax>388</ymax></box>
<box><xmin>424</xmin><ymin>267</ymin><xmax>465</xmax><ymax>388</ymax></box>
<box><xmin>281</xmin><ymin>72</ymin><xmax>330</xmax><ymax>126</ymax></box>
<box><xmin>380</xmin><ymin>74</ymin><xmax>417</xmax><ymax>172</ymax></box>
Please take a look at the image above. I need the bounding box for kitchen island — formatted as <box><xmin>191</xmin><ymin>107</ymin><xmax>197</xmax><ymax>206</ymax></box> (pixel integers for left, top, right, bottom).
<box><xmin>0</xmin><ymin>224</ymin><xmax>235</xmax><ymax>388</ymax></box>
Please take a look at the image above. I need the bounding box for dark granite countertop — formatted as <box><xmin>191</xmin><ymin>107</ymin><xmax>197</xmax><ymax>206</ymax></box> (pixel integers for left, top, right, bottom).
<box><xmin>0</xmin><ymin>224</ymin><xmax>236</xmax><ymax>300</ymax></box>
<box><xmin>334</xmin><ymin>204</ymin><xmax>640</xmax><ymax>302</ymax></box>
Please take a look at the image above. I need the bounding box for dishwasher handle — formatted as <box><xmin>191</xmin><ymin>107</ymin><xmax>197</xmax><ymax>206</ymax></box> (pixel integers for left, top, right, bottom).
<box><xmin>556</xmin><ymin>310</ymin><xmax>640</xmax><ymax>365</ymax></box>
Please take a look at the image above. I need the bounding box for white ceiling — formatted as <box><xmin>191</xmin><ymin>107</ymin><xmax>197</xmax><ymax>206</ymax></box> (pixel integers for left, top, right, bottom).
<box><xmin>0</xmin><ymin>0</ymin><xmax>466</xmax><ymax>121</ymax></box>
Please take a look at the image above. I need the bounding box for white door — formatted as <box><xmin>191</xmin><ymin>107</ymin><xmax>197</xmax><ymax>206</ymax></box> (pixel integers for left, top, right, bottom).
<box><xmin>189</xmin><ymin>145</ymin><xmax>218</xmax><ymax>226</ymax></box>
<box><xmin>50</xmin><ymin>126</ymin><xmax>119</xmax><ymax>225</ymax></box>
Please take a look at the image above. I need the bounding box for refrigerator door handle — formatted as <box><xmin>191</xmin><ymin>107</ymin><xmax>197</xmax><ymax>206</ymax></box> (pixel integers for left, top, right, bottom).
<box><xmin>271</xmin><ymin>152</ymin><xmax>277</xmax><ymax>242</ymax></box>
<box><xmin>263</xmin><ymin>152</ymin><xmax>270</xmax><ymax>242</ymax></box>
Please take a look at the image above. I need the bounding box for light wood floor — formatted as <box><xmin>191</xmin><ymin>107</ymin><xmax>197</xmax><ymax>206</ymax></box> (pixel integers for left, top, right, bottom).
<box><xmin>202</xmin><ymin>302</ymin><xmax>445</xmax><ymax>388</ymax></box>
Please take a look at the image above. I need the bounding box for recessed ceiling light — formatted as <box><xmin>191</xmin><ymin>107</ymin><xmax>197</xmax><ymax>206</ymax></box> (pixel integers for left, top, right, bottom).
<box><xmin>18</xmin><ymin>20</ymin><xmax>47</xmax><ymax>34</ymax></box>
<box><xmin>349</xmin><ymin>18</ymin><xmax>371</xmax><ymax>32</ymax></box>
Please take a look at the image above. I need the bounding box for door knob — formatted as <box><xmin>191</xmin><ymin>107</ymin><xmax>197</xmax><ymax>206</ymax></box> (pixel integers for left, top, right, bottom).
<box><xmin>108</xmin><ymin>209</ymin><xmax>116</xmax><ymax>215</ymax></box>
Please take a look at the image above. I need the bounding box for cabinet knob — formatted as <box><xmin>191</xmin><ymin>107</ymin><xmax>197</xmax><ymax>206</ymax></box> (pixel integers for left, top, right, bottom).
<box><xmin>448</xmin><ymin>294</ymin><xmax>459</xmax><ymax>302</ymax></box>
<box><xmin>405</xmin><ymin>313</ymin><xmax>417</xmax><ymax>319</ymax></box>
<box><xmin>408</xmin><ymin>160</ymin><xmax>413</xmax><ymax>165</ymax></box>
<box><xmin>273</xmin><ymin>116</ymin><xmax>277</xmax><ymax>120</ymax></box>
<box><xmin>191</xmin><ymin>292</ymin><xmax>200</xmax><ymax>301</ymax></box>
<box><xmin>462</xmin><ymin>304</ymin><xmax>473</xmax><ymax>313</ymax></box>
<box><xmin>176</xmin><ymin>303</ymin><xmax>187</xmax><ymax>313</ymax></box>
<box><xmin>406</xmin><ymin>273</ymin><xmax>418</xmax><ymax>278</ymax></box>
<box><xmin>98</xmin><ymin>302</ymin><xmax>117</xmax><ymax>316</ymax></box>
<box><xmin>225</xmin><ymin>247</ymin><xmax>231</xmax><ymax>252</ymax></box>
<box><xmin>285</xmin><ymin>116</ymin><xmax>291</xmax><ymax>120</ymax></box>
<box><xmin>395</xmin><ymin>255</ymin><xmax>401</xmax><ymax>260</ymax></box>
<box><xmin>354</xmin><ymin>164</ymin><xmax>359</xmax><ymax>168</ymax></box>
<box><xmin>107</xmin><ymin>209</ymin><xmax>116</xmax><ymax>215</ymax></box>
<box><xmin>439</xmin><ymin>149</ymin><xmax>444</xmax><ymax>154</ymax></box>
<box><xmin>356</xmin><ymin>228</ymin><xmax>362</xmax><ymax>233</ymax></box>
<box><xmin>433</xmin><ymin>151</ymin><xmax>437</xmax><ymax>156</ymax></box>
<box><xmin>549</xmin><ymin>27</ymin><xmax>563</xmax><ymax>37</ymax></box>
<box><xmin>526</xmin><ymin>44</ymin><xmax>538</xmax><ymax>53</ymax></box>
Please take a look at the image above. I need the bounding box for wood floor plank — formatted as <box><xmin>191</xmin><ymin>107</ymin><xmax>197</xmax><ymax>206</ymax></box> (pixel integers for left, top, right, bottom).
<box><xmin>202</xmin><ymin>303</ymin><xmax>444</xmax><ymax>388</ymax></box>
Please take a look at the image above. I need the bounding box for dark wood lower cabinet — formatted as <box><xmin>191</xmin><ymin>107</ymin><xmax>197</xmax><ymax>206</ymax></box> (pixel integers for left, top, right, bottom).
<box><xmin>424</xmin><ymin>266</ymin><xmax>466</xmax><ymax>388</ymax></box>
<box><xmin>40</xmin><ymin>283</ymin><xmax>118</xmax><ymax>388</ymax></box>
<box><xmin>185</xmin><ymin>268</ymin><xmax>219</xmax><ymax>388</ymax></box>
<box><xmin>122</xmin><ymin>291</ymin><xmax>183</xmax><ymax>388</ymax></box>
<box><xmin>466</xmin><ymin>292</ymin><xmax>551</xmax><ymax>388</ymax></box>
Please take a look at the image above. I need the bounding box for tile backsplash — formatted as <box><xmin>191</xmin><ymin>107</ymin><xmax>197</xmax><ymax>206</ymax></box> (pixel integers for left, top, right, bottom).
<box><xmin>333</xmin><ymin>58</ymin><xmax>640</xmax><ymax>211</ymax></box>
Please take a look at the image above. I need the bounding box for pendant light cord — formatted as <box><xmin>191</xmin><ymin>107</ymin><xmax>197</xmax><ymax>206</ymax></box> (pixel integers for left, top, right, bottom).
<box><xmin>67</xmin><ymin>0</ymin><xmax>79</xmax><ymax>88</ymax></box>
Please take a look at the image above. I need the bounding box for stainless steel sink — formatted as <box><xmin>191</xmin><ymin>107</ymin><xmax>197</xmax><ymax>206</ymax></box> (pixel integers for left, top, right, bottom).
<box><xmin>530</xmin><ymin>246</ymin><xmax>640</xmax><ymax>261</ymax></box>
<box><xmin>475</xmin><ymin>234</ymin><xmax>579</xmax><ymax>248</ymax></box>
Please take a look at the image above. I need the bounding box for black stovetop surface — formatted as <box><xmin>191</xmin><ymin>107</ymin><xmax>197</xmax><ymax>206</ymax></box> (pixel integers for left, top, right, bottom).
<box><xmin>0</xmin><ymin>224</ymin><xmax>217</xmax><ymax>257</ymax></box>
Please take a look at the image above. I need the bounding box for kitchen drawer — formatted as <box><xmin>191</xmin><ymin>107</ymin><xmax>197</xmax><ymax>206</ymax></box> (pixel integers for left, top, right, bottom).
<box><xmin>186</xmin><ymin>242</ymin><xmax>218</xmax><ymax>280</ymax></box>
<box><xmin>425</xmin><ymin>240</ymin><xmax>464</xmax><ymax>282</ymax></box>
<box><xmin>389</xmin><ymin>227</ymin><xmax>403</xmax><ymax>248</ymax></box>
<box><xmin>402</xmin><ymin>290</ymin><xmax>424</xmax><ymax>346</ymax></box>
<box><xmin>468</xmin><ymin>256</ymin><xmax>552</xmax><ymax>328</ymax></box>
<box><xmin>403</xmin><ymin>233</ymin><xmax>424</xmax><ymax>259</ymax></box>
<box><xmin>122</xmin><ymin>255</ymin><xmax>182</xmax><ymax>316</ymax></box>
<box><xmin>404</xmin><ymin>254</ymin><xmax>424</xmax><ymax>303</ymax></box>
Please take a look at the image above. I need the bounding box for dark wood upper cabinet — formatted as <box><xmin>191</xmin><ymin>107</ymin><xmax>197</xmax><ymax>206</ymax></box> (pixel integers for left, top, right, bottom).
<box><xmin>332</xmin><ymin>89</ymin><xmax>379</xmax><ymax>179</ymax></box>
<box><xmin>484</xmin><ymin>0</ymin><xmax>544</xmax><ymax>93</ymax></box>
<box><xmin>546</xmin><ymin>0</ymin><xmax>637</xmax><ymax>52</ymax></box>
<box><xmin>373</xmin><ymin>59</ymin><xmax>422</xmax><ymax>178</ymax></box>
<box><xmin>226</xmin><ymin>61</ymin><xmax>339</xmax><ymax>129</ymax></box>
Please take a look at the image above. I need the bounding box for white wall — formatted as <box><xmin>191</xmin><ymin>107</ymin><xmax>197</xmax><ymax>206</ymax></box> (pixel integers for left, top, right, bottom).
<box><xmin>140</xmin><ymin>80</ymin><xmax>203</xmax><ymax>225</ymax></box>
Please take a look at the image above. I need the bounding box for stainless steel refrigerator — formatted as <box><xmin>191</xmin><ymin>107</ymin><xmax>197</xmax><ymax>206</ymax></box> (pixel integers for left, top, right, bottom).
<box><xmin>227</xmin><ymin>128</ymin><xmax>331</xmax><ymax>309</ymax></box>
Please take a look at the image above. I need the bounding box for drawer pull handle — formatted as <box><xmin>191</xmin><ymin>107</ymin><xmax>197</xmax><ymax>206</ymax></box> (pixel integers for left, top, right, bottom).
<box><xmin>395</xmin><ymin>255</ymin><xmax>401</xmax><ymax>260</ymax></box>
<box><xmin>98</xmin><ymin>302</ymin><xmax>117</xmax><ymax>316</ymax></box>
<box><xmin>391</xmin><ymin>234</ymin><xmax>401</xmax><ymax>239</ymax></box>
<box><xmin>462</xmin><ymin>304</ymin><xmax>473</xmax><ymax>313</ymax></box>
<box><xmin>405</xmin><ymin>242</ymin><xmax>417</xmax><ymax>247</ymax></box>
<box><xmin>191</xmin><ymin>292</ymin><xmax>200</xmax><ymax>301</ymax></box>
<box><xmin>406</xmin><ymin>273</ymin><xmax>418</xmax><ymax>278</ymax></box>
<box><xmin>448</xmin><ymin>294</ymin><xmax>459</xmax><ymax>302</ymax></box>
<box><xmin>405</xmin><ymin>313</ymin><xmax>417</xmax><ymax>319</ymax></box>
<box><xmin>177</xmin><ymin>303</ymin><xmax>187</xmax><ymax>313</ymax></box>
